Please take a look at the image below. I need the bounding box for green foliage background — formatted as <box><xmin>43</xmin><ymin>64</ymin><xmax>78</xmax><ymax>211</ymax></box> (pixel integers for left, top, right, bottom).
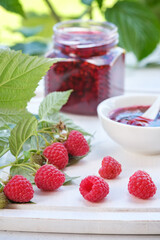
<box><xmin>0</xmin><ymin>0</ymin><xmax>88</xmax><ymax>45</ymax></box>
<box><xmin>0</xmin><ymin>0</ymin><xmax>160</xmax><ymax>61</ymax></box>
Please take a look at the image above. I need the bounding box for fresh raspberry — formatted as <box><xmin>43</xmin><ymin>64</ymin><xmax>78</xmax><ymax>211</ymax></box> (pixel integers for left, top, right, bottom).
<box><xmin>98</xmin><ymin>156</ymin><xmax>122</xmax><ymax>179</ymax></box>
<box><xmin>128</xmin><ymin>170</ymin><xmax>157</xmax><ymax>199</ymax></box>
<box><xmin>79</xmin><ymin>175</ymin><xmax>109</xmax><ymax>202</ymax></box>
<box><xmin>65</xmin><ymin>130</ymin><xmax>89</xmax><ymax>156</ymax></box>
<box><xmin>3</xmin><ymin>175</ymin><xmax>34</xmax><ymax>203</ymax></box>
<box><xmin>34</xmin><ymin>164</ymin><xmax>65</xmax><ymax>191</ymax></box>
<box><xmin>43</xmin><ymin>142</ymin><xmax>68</xmax><ymax>169</ymax></box>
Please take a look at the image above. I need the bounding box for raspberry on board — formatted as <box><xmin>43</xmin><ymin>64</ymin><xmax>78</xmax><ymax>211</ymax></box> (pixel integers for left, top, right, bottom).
<box><xmin>43</xmin><ymin>142</ymin><xmax>68</xmax><ymax>169</ymax></box>
<box><xmin>35</xmin><ymin>164</ymin><xmax>65</xmax><ymax>191</ymax></box>
<box><xmin>128</xmin><ymin>170</ymin><xmax>157</xmax><ymax>199</ymax></box>
<box><xmin>79</xmin><ymin>175</ymin><xmax>109</xmax><ymax>202</ymax></box>
<box><xmin>3</xmin><ymin>175</ymin><xmax>34</xmax><ymax>203</ymax></box>
<box><xmin>98</xmin><ymin>156</ymin><xmax>122</xmax><ymax>179</ymax></box>
<box><xmin>65</xmin><ymin>130</ymin><xmax>89</xmax><ymax>156</ymax></box>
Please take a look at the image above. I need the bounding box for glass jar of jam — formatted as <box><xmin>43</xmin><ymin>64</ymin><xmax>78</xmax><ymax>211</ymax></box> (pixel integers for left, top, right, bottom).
<box><xmin>45</xmin><ymin>20</ymin><xmax>125</xmax><ymax>115</ymax></box>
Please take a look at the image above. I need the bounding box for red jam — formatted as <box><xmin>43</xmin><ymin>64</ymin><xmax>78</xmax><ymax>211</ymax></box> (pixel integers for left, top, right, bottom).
<box><xmin>45</xmin><ymin>20</ymin><xmax>125</xmax><ymax>115</ymax></box>
<box><xmin>109</xmin><ymin>105</ymin><xmax>160</xmax><ymax>127</ymax></box>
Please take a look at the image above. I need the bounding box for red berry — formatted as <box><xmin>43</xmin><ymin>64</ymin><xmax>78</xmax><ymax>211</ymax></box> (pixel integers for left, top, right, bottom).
<box><xmin>65</xmin><ymin>130</ymin><xmax>89</xmax><ymax>156</ymax></box>
<box><xmin>43</xmin><ymin>142</ymin><xmax>68</xmax><ymax>169</ymax></box>
<box><xmin>128</xmin><ymin>170</ymin><xmax>157</xmax><ymax>199</ymax></box>
<box><xmin>98</xmin><ymin>156</ymin><xmax>122</xmax><ymax>179</ymax></box>
<box><xmin>3</xmin><ymin>175</ymin><xmax>34</xmax><ymax>203</ymax></box>
<box><xmin>35</xmin><ymin>164</ymin><xmax>65</xmax><ymax>191</ymax></box>
<box><xmin>79</xmin><ymin>175</ymin><xmax>109</xmax><ymax>202</ymax></box>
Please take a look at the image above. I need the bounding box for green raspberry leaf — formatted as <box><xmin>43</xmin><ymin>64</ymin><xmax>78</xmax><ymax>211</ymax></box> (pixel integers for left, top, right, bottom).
<box><xmin>0</xmin><ymin>140</ymin><xmax>9</xmax><ymax>156</ymax></box>
<box><xmin>0</xmin><ymin>109</ymin><xmax>31</xmax><ymax>127</ymax></box>
<box><xmin>58</xmin><ymin>114</ymin><xmax>93</xmax><ymax>137</ymax></box>
<box><xmin>0</xmin><ymin>128</ymin><xmax>10</xmax><ymax>156</ymax></box>
<box><xmin>63</xmin><ymin>173</ymin><xmax>80</xmax><ymax>185</ymax></box>
<box><xmin>23</xmin><ymin>151</ymin><xmax>31</xmax><ymax>161</ymax></box>
<box><xmin>10</xmin><ymin>165</ymin><xmax>35</xmax><ymax>183</ymax></box>
<box><xmin>0</xmin><ymin>48</ymin><xmax>56</xmax><ymax>113</ymax></box>
<box><xmin>39</xmin><ymin>112</ymin><xmax>93</xmax><ymax>137</ymax></box>
<box><xmin>30</xmin><ymin>134</ymin><xmax>51</xmax><ymax>151</ymax></box>
<box><xmin>0</xmin><ymin>147</ymin><xmax>10</xmax><ymax>159</ymax></box>
<box><xmin>105</xmin><ymin>1</ymin><xmax>160</xmax><ymax>60</ymax></box>
<box><xmin>0</xmin><ymin>0</ymin><xmax>25</xmax><ymax>17</ymax></box>
<box><xmin>0</xmin><ymin>136</ymin><xmax>9</xmax><ymax>151</ymax></box>
<box><xmin>9</xmin><ymin>116</ymin><xmax>38</xmax><ymax>157</ymax></box>
<box><xmin>39</xmin><ymin>90</ymin><xmax>73</xmax><ymax>119</ymax></box>
<box><xmin>67</xmin><ymin>154</ymin><xmax>86</xmax><ymax>167</ymax></box>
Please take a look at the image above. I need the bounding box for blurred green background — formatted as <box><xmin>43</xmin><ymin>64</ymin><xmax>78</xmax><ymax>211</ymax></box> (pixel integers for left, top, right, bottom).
<box><xmin>0</xmin><ymin>0</ymin><xmax>160</xmax><ymax>65</ymax></box>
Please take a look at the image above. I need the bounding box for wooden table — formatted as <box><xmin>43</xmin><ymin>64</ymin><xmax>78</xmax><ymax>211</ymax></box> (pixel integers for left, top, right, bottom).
<box><xmin>0</xmin><ymin>66</ymin><xmax>160</xmax><ymax>239</ymax></box>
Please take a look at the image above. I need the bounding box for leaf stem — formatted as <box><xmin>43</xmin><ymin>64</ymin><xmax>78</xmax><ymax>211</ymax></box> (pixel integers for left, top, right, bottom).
<box><xmin>0</xmin><ymin>162</ymin><xmax>13</xmax><ymax>170</ymax></box>
<box><xmin>88</xmin><ymin>5</ymin><xmax>93</xmax><ymax>19</ymax></box>
<box><xmin>2</xmin><ymin>124</ymin><xmax>12</xmax><ymax>130</ymax></box>
<box><xmin>37</xmin><ymin>133</ymin><xmax>50</xmax><ymax>145</ymax></box>
<box><xmin>43</xmin><ymin>0</ymin><xmax>61</xmax><ymax>21</ymax></box>
<box><xmin>14</xmin><ymin>163</ymin><xmax>37</xmax><ymax>173</ymax></box>
<box><xmin>39</xmin><ymin>127</ymin><xmax>53</xmax><ymax>131</ymax></box>
<box><xmin>35</xmin><ymin>134</ymin><xmax>40</xmax><ymax>151</ymax></box>
<box><xmin>38</xmin><ymin>119</ymin><xmax>54</xmax><ymax>125</ymax></box>
<box><xmin>16</xmin><ymin>153</ymin><xmax>24</xmax><ymax>161</ymax></box>
<box><xmin>38</xmin><ymin>130</ymin><xmax>53</xmax><ymax>134</ymax></box>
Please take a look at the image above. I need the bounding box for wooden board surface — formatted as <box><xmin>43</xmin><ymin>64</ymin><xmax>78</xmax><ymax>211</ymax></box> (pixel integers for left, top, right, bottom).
<box><xmin>1</xmin><ymin>114</ymin><xmax>160</xmax><ymax>234</ymax></box>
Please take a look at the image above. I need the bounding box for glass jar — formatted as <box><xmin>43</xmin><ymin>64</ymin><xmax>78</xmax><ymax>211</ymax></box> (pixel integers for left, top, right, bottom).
<box><xmin>45</xmin><ymin>20</ymin><xmax>125</xmax><ymax>115</ymax></box>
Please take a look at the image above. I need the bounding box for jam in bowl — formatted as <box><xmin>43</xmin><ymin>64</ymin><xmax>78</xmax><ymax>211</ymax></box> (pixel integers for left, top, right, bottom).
<box><xmin>97</xmin><ymin>95</ymin><xmax>160</xmax><ymax>155</ymax></box>
<box><xmin>109</xmin><ymin>105</ymin><xmax>160</xmax><ymax>127</ymax></box>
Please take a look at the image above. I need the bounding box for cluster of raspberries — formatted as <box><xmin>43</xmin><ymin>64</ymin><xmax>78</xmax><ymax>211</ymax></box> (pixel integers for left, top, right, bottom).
<box><xmin>79</xmin><ymin>156</ymin><xmax>157</xmax><ymax>202</ymax></box>
<box><xmin>2</xmin><ymin>130</ymin><xmax>90</xmax><ymax>204</ymax></box>
<box><xmin>1</xmin><ymin>130</ymin><xmax>157</xmax><ymax>205</ymax></box>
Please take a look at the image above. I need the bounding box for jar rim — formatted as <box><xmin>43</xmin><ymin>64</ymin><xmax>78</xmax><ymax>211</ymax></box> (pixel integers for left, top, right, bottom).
<box><xmin>54</xmin><ymin>19</ymin><xmax>117</xmax><ymax>33</ymax></box>
<box><xmin>53</xmin><ymin>19</ymin><xmax>118</xmax><ymax>49</ymax></box>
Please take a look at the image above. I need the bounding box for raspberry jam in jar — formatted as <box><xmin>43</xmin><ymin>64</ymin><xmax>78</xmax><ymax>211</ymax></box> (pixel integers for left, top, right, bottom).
<box><xmin>45</xmin><ymin>20</ymin><xmax>125</xmax><ymax>115</ymax></box>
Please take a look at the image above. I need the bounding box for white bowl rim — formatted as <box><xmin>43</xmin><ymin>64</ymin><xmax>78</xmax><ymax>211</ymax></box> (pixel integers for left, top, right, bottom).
<box><xmin>97</xmin><ymin>94</ymin><xmax>160</xmax><ymax>130</ymax></box>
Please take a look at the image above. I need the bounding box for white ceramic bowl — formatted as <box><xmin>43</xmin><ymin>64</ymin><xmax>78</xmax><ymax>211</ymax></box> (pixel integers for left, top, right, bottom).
<box><xmin>97</xmin><ymin>94</ymin><xmax>160</xmax><ymax>155</ymax></box>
